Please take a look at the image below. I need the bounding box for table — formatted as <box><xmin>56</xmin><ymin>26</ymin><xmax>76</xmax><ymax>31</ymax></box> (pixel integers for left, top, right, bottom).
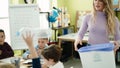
<box><xmin>0</xmin><ymin>57</ymin><xmax>45</xmax><ymax>68</ymax></box>
<box><xmin>52</xmin><ymin>25</ymin><xmax>75</xmax><ymax>41</ymax></box>
<box><xmin>57</xmin><ymin>33</ymin><xmax>88</xmax><ymax>48</ymax></box>
<box><xmin>57</xmin><ymin>33</ymin><xmax>88</xmax><ymax>58</ymax></box>
<box><xmin>0</xmin><ymin>57</ymin><xmax>31</xmax><ymax>68</ymax></box>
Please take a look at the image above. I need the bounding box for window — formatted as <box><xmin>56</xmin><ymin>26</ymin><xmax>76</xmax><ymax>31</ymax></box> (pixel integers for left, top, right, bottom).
<box><xmin>0</xmin><ymin>19</ymin><xmax>10</xmax><ymax>44</ymax></box>
<box><xmin>39</xmin><ymin>12</ymin><xmax>49</xmax><ymax>29</ymax></box>
<box><xmin>37</xmin><ymin>0</ymin><xmax>50</xmax><ymax>12</ymax></box>
<box><xmin>0</xmin><ymin>0</ymin><xmax>10</xmax><ymax>44</ymax></box>
<box><xmin>0</xmin><ymin>0</ymin><xmax>8</xmax><ymax>17</ymax></box>
<box><xmin>37</xmin><ymin>0</ymin><xmax>51</xmax><ymax>29</ymax></box>
<box><xmin>113</xmin><ymin>0</ymin><xmax>119</xmax><ymax>8</ymax></box>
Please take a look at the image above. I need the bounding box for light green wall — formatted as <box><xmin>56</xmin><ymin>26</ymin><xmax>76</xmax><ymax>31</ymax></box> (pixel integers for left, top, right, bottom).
<box><xmin>10</xmin><ymin>0</ymin><xmax>36</xmax><ymax>4</ymax></box>
<box><xmin>19</xmin><ymin>0</ymin><xmax>37</xmax><ymax>4</ymax></box>
<box><xmin>19</xmin><ymin>0</ymin><xmax>25</xmax><ymax>4</ymax></box>
<box><xmin>10</xmin><ymin>0</ymin><xmax>93</xmax><ymax>26</ymax></box>
<box><xmin>9</xmin><ymin>0</ymin><xmax>23</xmax><ymax>4</ymax></box>
<box><xmin>57</xmin><ymin>0</ymin><xmax>120</xmax><ymax>27</ymax></box>
<box><xmin>116</xmin><ymin>12</ymin><xmax>120</xmax><ymax>20</ymax></box>
<box><xmin>58</xmin><ymin>0</ymin><xmax>65</xmax><ymax>7</ymax></box>
<box><xmin>58</xmin><ymin>0</ymin><xmax>93</xmax><ymax>26</ymax></box>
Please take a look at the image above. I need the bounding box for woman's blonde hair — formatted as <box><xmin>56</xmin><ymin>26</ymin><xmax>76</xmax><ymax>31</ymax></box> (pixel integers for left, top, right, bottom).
<box><xmin>92</xmin><ymin>0</ymin><xmax>116</xmax><ymax>35</ymax></box>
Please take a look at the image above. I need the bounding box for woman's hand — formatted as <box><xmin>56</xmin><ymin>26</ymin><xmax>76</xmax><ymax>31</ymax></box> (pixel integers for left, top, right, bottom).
<box><xmin>113</xmin><ymin>41</ymin><xmax>120</xmax><ymax>52</ymax></box>
<box><xmin>74</xmin><ymin>39</ymin><xmax>82</xmax><ymax>51</ymax></box>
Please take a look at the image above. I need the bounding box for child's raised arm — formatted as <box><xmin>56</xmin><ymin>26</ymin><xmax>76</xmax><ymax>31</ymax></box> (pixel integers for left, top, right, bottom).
<box><xmin>22</xmin><ymin>32</ymin><xmax>41</xmax><ymax>68</ymax></box>
<box><xmin>22</xmin><ymin>32</ymin><xmax>38</xmax><ymax>59</ymax></box>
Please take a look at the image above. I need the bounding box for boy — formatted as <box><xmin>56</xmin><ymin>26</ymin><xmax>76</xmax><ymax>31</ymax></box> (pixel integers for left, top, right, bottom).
<box><xmin>22</xmin><ymin>30</ymin><xmax>49</xmax><ymax>59</ymax></box>
<box><xmin>0</xmin><ymin>29</ymin><xmax>14</xmax><ymax>59</ymax></box>
<box><xmin>22</xmin><ymin>32</ymin><xmax>64</xmax><ymax>68</ymax></box>
<box><xmin>42</xmin><ymin>44</ymin><xmax>64</xmax><ymax>68</ymax></box>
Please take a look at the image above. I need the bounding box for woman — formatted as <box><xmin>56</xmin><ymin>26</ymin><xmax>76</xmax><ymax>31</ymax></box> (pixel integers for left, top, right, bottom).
<box><xmin>74</xmin><ymin>0</ymin><xmax>120</xmax><ymax>52</ymax></box>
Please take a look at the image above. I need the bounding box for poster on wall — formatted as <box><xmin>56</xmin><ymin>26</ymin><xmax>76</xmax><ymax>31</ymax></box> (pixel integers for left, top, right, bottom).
<box><xmin>9</xmin><ymin>4</ymin><xmax>40</xmax><ymax>50</ymax></box>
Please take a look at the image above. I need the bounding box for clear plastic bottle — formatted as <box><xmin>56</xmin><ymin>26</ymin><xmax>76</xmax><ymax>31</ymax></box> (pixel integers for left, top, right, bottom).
<box><xmin>16</xmin><ymin>27</ymin><xmax>52</xmax><ymax>39</ymax></box>
<box><xmin>16</xmin><ymin>27</ymin><xmax>36</xmax><ymax>36</ymax></box>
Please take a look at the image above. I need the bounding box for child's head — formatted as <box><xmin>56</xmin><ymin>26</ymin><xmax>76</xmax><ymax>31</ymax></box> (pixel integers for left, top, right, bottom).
<box><xmin>38</xmin><ymin>38</ymin><xmax>48</xmax><ymax>49</ymax></box>
<box><xmin>37</xmin><ymin>29</ymin><xmax>49</xmax><ymax>49</ymax></box>
<box><xmin>0</xmin><ymin>29</ymin><xmax>5</xmax><ymax>45</ymax></box>
<box><xmin>41</xmin><ymin>44</ymin><xmax>62</xmax><ymax>66</ymax></box>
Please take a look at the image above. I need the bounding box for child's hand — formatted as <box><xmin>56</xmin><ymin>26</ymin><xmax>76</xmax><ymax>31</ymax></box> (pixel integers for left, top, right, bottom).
<box><xmin>22</xmin><ymin>32</ymin><xmax>38</xmax><ymax>58</ymax></box>
<box><xmin>22</xmin><ymin>32</ymin><xmax>34</xmax><ymax>47</ymax></box>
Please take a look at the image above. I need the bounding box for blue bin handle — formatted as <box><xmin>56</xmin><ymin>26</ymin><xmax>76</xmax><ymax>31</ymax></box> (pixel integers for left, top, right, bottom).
<box><xmin>78</xmin><ymin>43</ymin><xmax>114</xmax><ymax>52</ymax></box>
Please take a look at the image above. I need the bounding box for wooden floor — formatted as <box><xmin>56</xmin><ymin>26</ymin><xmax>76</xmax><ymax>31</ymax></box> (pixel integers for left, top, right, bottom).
<box><xmin>63</xmin><ymin>58</ymin><xmax>120</xmax><ymax>68</ymax></box>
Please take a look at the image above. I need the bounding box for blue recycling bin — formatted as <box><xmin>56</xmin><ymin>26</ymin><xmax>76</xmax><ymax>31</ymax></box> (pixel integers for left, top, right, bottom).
<box><xmin>78</xmin><ymin>43</ymin><xmax>116</xmax><ymax>68</ymax></box>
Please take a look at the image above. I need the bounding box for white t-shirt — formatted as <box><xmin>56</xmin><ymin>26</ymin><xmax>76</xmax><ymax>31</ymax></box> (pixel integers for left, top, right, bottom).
<box><xmin>49</xmin><ymin>61</ymin><xmax>64</xmax><ymax>68</ymax></box>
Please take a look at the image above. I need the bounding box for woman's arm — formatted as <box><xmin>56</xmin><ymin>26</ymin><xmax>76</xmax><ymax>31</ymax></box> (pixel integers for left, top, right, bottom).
<box><xmin>74</xmin><ymin>15</ymin><xmax>90</xmax><ymax>51</ymax></box>
<box><xmin>114</xmin><ymin>17</ymin><xmax>120</xmax><ymax>41</ymax></box>
<box><xmin>114</xmin><ymin>18</ymin><xmax>120</xmax><ymax>52</ymax></box>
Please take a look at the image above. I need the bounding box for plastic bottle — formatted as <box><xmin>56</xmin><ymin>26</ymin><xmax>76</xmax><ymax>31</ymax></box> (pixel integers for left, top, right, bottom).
<box><xmin>16</xmin><ymin>27</ymin><xmax>52</xmax><ymax>39</ymax></box>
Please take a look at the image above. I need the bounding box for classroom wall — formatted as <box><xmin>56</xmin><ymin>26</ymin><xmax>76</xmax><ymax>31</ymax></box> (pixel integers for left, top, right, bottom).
<box><xmin>10</xmin><ymin>0</ymin><xmax>120</xmax><ymax>26</ymax></box>
<box><xmin>10</xmin><ymin>0</ymin><xmax>36</xmax><ymax>4</ymax></box>
<box><xmin>19</xmin><ymin>0</ymin><xmax>37</xmax><ymax>4</ymax></box>
<box><xmin>57</xmin><ymin>0</ymin><xmax>120</xmax><ymax>28</ymax></box>
<box><xmin>10</xmin><ymin>0</ymin><xmax>24</xmax><ymax>4</ymax></box>
<box><xmin>57</xmin><ymin>0</ymin><xmax>93</xmax><ymax>26</ymax></box>
<box><xmin>117</xmin><ymin>12</ymin><xmax>120</xmax><ymax>20</ymax></box>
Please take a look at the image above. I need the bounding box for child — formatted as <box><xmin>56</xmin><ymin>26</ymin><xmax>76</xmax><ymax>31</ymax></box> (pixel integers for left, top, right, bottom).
<box><xmin>41</xmin><ymin>44</ymin><xmax>64</xmax><ymax>68</ymax></box>
<box><xmin>22</xmin><ymin>30</ymin><xmax>49</xmax><ymax>59</ymax></box>
<box><xmin>22</xmin><ymin>32</ymin><xmax>64</xmax><ymax>68</ymax></box>
<box><xmin>0</xmin><ymin>29</ymin><xmax>14</xmax><ymax>59</ymax></box>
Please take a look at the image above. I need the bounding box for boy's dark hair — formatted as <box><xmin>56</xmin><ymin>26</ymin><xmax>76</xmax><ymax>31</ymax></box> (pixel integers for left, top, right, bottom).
<box><xmin>0</xmin><ymin>29</ymin><xmax>5</xmax><ymax>35</ymax></box>
<box><xmin>41</xmin><ymin>44</ymin><xmax>62</xmax><ymax>63</ymax></box>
